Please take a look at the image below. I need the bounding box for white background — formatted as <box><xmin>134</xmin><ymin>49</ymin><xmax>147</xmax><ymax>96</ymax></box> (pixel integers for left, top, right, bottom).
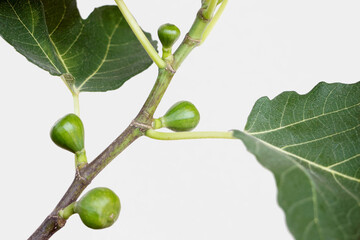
<box><xmin>1</xmin><ymin>0</ymin><xmax>360</xmax><ymax>239</ymax></box>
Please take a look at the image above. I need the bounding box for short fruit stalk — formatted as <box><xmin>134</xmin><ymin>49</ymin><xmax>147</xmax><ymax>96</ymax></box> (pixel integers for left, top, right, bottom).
<box><xmin>157</xmin><ymin>23</ymin><xmax>181</xmax><ymax>62</ymax></box>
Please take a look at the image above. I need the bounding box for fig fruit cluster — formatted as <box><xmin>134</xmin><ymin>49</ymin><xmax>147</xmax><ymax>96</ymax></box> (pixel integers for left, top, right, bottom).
<box><xmin>158</xmin><ymin>23</ymin><xmax>181</xmax><ymax>49</ymax></box>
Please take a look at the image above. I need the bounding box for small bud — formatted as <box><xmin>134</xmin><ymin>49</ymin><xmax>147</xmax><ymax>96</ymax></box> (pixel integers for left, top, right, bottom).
<box><xmin>50</xmin><ymin>114</ymin><xmax>84</xmax><ymax>154</ymax></box>
<box><xmin>74</xmin><ymin>187</ymin><xmax>121</xmax><ymax>229</ymax></box>
<box><xmin>157</xmin><ymin>101</ymin><xmax>200</xmax><ymax>132</ymax></box>
<box><xmin>157</xmin><ymin>23</ymin><xmax>181</xmax><ymax>49</ymax></box>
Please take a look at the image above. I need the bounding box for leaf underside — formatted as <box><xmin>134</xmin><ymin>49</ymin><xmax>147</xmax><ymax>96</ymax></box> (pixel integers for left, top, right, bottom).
<box><xmin>0</xmin><ymin>0</ymin><xmax>157</xmax><ymax>92</ymax></box>
<box><xmin>234</xmin><ymin>82</ymin><xmax>360</xmax><ymax>240</ymax></box>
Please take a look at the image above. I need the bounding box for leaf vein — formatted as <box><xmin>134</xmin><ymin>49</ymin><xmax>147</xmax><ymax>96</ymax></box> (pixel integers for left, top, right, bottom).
<box><xmin>61</xmin><ymin>20</ymin><xmax>84</xmax><ymax>56</ymax></box>
<box><xmin>243</xmin><ymin>131</ymin><xmax>360</xmax><ymax>183</ymax></box>
<box><xmin>27</xmin><ymin>0</ymin><xmax>34</xmax><ymax>34</ymax></box>
<box><xmin>279</xmin><ymin>94</ymin><xmax>290</xmax><ymax>127</ymax></box>
<box><xmin>333</xmin><ymin>174</ymin><xmax>360</xmax><ymax>204</ymax></box>
<box><xmin>282</xmin><ymin>123</ymin><xmax>360</xmax><ymax>150</ymax></box>
<box><xmin>5</xmin><ymin>0</ymin><xmax>61</xmax><ymax>74</ymax></box>
<box><xmin>247</xmin><ymin>100</ymin><xmax>266</xmax><ymax>131</ymax></box>
<box><xmin>322</xmin><ymin>85</ymin><xmax>337</xmax><ymax>114</ymax></box>
<box><xmin>49</xmin><ymin>0</ymin><xmax>67</xmax><ymax>36</ymax></box>
<box><xmin>251</xmin><ymin>102</ymin><xmax>360</xmax><ymax>135</ymax></box>
<box><xmin>76</xmin><ymin>17</ymin><xmax>123</xmax><ymax>91</ymax></box>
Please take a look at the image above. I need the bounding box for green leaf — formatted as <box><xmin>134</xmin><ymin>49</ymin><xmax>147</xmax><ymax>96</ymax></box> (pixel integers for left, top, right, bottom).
<box><xmin>234</xmin><ymin>82</ymin><xmax>360</xmax><ymax>240</ymax></box>
<box><xmin>0</xmin><ymin>0</ymin><xmax>156</xmax><ymax>92</ymax></box>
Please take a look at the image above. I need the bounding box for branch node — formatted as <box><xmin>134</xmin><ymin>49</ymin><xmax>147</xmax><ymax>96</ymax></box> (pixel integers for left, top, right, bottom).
<box><xmin>130</xmin><ymin>120</ymin><xmax>152</xmax><ymax>132</ymax></box>
<box><xmin>166</xmin><ymin>64</ymin><xmax>176</xmax><ymax>74</ymax></box>
<box><xmin>185</xmin><ymin>34</ymin><xmax>202</xmax><ymax>47</ymax></box>
<box><xmin>197</xmin><ymin>9</ymin><xmax>212</xmax><ymax>22</ymax></box>
<box><xmin>75</xmin><ymin>169</ymin><xmax>89</xmax><ymax>185</ymax></box>
<box><xmin>55</xmin><ymin>216</ymin><xmax>66</xmax><ymax>228</ymax></box>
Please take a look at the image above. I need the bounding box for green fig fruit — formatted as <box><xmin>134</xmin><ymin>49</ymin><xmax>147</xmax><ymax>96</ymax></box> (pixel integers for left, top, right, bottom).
<box><xmin>159</xmin><ymin>101</ymin><xmax>200</xmax><ymax>132</ymax></box>
<box><xmin>50</xmin><ymin>114</ymin><xmax>84</xmax><ymax>154</ymax></box>
<box><xmin>157</xmin><ymin>23</ymin><xmax>181</xmax><ymax>49</ymax></box>
<box><xmin>74</xmin><ymin>187</ymin><xmax>121</xmax><ymax>229</ymax></box>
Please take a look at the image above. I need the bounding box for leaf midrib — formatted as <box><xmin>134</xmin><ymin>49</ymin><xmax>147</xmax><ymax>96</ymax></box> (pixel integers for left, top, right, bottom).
<box><xmin>279</xmin><ymin>144</ymin><xmax>350</xmax><ymax>240</ymax></box>
<box><xmin>242</xmin><ymin>131</ymin><xmax>360</xmax><ymax>183</ymax></box>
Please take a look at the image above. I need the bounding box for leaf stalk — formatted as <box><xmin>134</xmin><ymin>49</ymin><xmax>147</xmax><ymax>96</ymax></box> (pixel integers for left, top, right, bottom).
<box><xmin>202</xmin><ymin>0</ymin><xmax>228</xmax><ymax>44</ymax></box>
<box><xmin>72</xmin><ymin>93</ymin><xmax>80</xmax><ymax>116</ymax></box>
<box><xmin>114</xmin><ymin>0</ymin><xmax>166</xmax><ymax>69</ymax></box>
<box><xmin>203</xmin><ymin>0</ymin><xmax>218</xmax><ymax>20</ymax></box>
<box><xmin>145</xmin><ymin>129</ymin><xmax>235</xmax><ymax>140</ymax></box>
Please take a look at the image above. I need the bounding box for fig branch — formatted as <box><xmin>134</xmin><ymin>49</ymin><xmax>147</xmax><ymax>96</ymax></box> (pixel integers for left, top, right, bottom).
<box><xmin>28</xmin><ymin>1</ymin><xmax>225</xmax><ymax>239</ymax></box>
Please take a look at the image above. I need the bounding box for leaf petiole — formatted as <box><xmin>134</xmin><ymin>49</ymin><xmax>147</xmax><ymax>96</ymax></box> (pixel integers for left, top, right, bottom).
<box><xmin>72</xmin><ymin>93</ymin><xmax>80</xmax><ymax>116</ymax></box>
<box><xmin>202</xmin><ymin>0</ymin><xmax>228</xmax><ymax>44</ymax></box>
<box><xmin>203</xmin><ymin>0</ymin><xmax>219</xmax><ymax>20</ymax></box>
<box><xmin>145</xmin><ymin>129</ymin><xmax>235</xmax><ymax>140</ymax></box>
<box><xmin>60</xmin><ymin>74</ymin><xmax>81</xmax><ymax>116</ymax></box>
<box><xmin>114</xmin><ymin>0</ymin><xmax>166</xmax><ymax>69</ymax></box>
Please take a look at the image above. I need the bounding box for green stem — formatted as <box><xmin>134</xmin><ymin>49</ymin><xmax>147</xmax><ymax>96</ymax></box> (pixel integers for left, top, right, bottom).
<box><xmin>162</xmin><ymin>47</ymin><xmax>173</xmax><ymax>62</ymax></box>
<box><xmin>203</xmin><ymin>0</ymin><xmax>218</xmax><ymax>20</ymax></box>
<box><xmin>202</xmin><ymin>0</ymin><xmax>228</xmax><ymax>44</ymax></box>
<box><xmin>114</xmin><ymin>0</ymin><xmax>166</xmax><ymax>69</ymax></box>
<box><xmin>145</xmin><ymin>129</ymin><xmax>235</xmax><ymax>140</ymax></box>
<box><xmin>202</xmin><ymin>0</ymin><xmax>211</xmax><ymax>6</ymax></box>
<box><xmin>72</xmin><ymin>93</ymin><xmax>80</xmax><ymax>116</ymax></box>
<box><xmin>58</xmin><ymin>202</ymin><xmax>75</xmax><ymax>220</ymax></box>
<box><xmin>133</xmin><ymin>68</ymin><xmax>175</xmax><ymax>124</ymax></box>
<box><xmin>75</xmin><ymin>149</ymin><xmax>87</xmax><ymax>169</ymax></box>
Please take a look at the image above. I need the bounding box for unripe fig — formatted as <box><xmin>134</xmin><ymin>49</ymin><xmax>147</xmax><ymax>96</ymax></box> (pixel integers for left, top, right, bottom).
<box><xmin>157</xmin><ymin>23</ymin><xmax>181</xmax><ymax>49</ymax></box>
<box><xmin>74</xmin><ymin>187</ymin><xmax>121</xmax><ymax>229</ymax></box>
<box><xmin>50</xmin><ymin>113</ymin><xmax>84</xmax><ymax>154</ymax></box>
<box><xmin>159</xmin><ymin>101</ymin><xmax>200</xmax><ymax>132</ymax></box>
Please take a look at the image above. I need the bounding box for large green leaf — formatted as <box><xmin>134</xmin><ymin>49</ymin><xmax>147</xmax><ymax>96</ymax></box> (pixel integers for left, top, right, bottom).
<box><xmin>234</xmin><ymin>82</ymin><xmax>360</xmax><ymax>240</ymax></box>
<box><xmin>0</xmin><ymin>0</ymin><xmax>156</xmax><ymax>92</ymax></box>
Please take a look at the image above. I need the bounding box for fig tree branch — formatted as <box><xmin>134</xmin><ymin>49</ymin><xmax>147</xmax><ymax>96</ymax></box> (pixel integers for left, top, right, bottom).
<box><xmin>28</xmin><ymin>3</ymin><xmax>220</xmax><ymax>239</ymax></box>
